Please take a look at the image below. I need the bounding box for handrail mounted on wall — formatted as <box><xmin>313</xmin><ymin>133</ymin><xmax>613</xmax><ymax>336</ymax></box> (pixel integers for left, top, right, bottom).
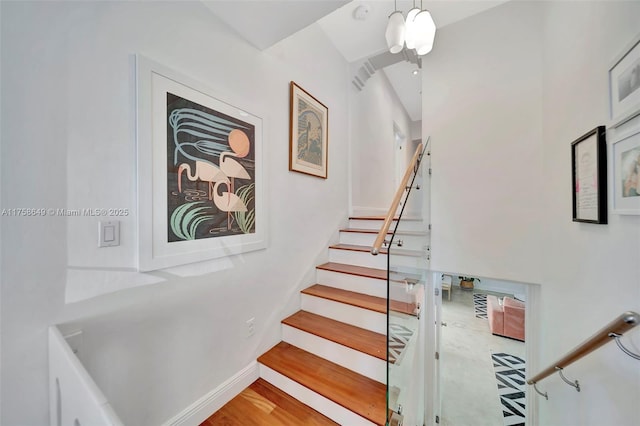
<box><xmin>527</xmin><ymin>311</ymin><xmax>639</xmax><ymax>400</ymax></box>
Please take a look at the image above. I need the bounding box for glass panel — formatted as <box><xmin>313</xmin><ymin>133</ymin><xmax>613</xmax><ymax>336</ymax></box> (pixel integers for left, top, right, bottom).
<box><xmin>386</xmin><ymin>142</ymin><xmax>430</xmax><ymax>425</ymax></box>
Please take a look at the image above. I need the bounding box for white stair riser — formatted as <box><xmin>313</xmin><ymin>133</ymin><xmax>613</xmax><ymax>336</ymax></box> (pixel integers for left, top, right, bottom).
<box><xmin>389</xmin><ymin>264</ymin><xmax>431</xmax><ymax>277</ymax></box>
<box><xmin>348</xmin><ymin>219</ymin><xmax>425</xmax><ymax>232</ymax></box>
<box><xmin>338</xmin><ymin>232</ymin><xmax>380</xmax><ymax>247</ymax></box>
<box><xmin>314</xmin><ymin>271</ymin><xmax>418</xmax><ymax>305</ymax></box>
<box><xmin>389</xmin><ymin>281</ymin><xmax>419</xmax><ymax>305</ymax></box>
<box><xmin>282</xmin><ymin>325</ymin><xmax>386</xmax><ymax>384</ymax></box>
<box><xmin>259</xmin><ymin>364</ymin><xmax>376</xmax><ymax>426</ymax></box>
<box><xmin>388</xmin><ymin>252</ymin><xmax>429</xmax><ymax>269</ymax></box>
<box><xmin>329</xmin><ymin>249</ymin><xmax>387</xmax><ymax>269</ymax></box>
<box><xmin>301</xmin><ymin>294</ymin><xmax>386</xmax><ymax>334</ymax></box>
<box><xmin>316</xmin><ymin>269</ymin><xmax>386</xmax><ymax>298</ymax></box>
<box><xmin>339</xmin><ymin>232</ymin><xmax>427</xmax><ymax>251</ymax></box>
<box><xmin>330</xmin><ymin>249</ymin><xmax>426</xmax><ymax>270</ymax></box>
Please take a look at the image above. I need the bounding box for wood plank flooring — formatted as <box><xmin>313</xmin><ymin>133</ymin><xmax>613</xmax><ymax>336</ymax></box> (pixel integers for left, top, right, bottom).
<box><xmin>201</xmin><ymin>378</ymin><xmax>338</xmax><ymax>426</ymax></box>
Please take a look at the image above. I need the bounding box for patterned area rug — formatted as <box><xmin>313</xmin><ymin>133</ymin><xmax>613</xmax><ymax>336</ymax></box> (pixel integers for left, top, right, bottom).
<box><xmin>473</xmin><ymin>293</ymin><xmax>488</xmax><ymax>319</ymax></box>
<box><xmin>388</xmin><ymin>323</ymin><xmax>413</xmax><ymax>364</ymax></box>
<box><xmin>492</xmin><ymin>352</ymin><xmax>526</xmax><ymax>426</ymax></box>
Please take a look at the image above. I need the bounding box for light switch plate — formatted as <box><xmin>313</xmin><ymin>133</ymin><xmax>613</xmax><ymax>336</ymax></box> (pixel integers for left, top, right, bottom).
<box><xmin>99</xmin><ymin>220</ymin><xmax>120</xmax><ymax>247</ymax></box>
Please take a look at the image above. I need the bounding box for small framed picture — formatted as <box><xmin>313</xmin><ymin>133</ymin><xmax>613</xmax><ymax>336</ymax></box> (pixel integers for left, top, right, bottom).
<box><xmin>289</xmin><ymin>81</ymin><xmax>328</xmax><ymax>179</ymax></box>
<box><xmin>611</xmin><ymin>118</ymin><xmax>640</xmax><ymax>215</ymax></box>
<box><xmin>571</xmin><ymin>126</ymin><xmax>607</xmax><ymax>224</ymax></box>
<box><xmin>609</xmin><ymin>33</ymin><xmax>640</xmax><ymax>126</ymax></box>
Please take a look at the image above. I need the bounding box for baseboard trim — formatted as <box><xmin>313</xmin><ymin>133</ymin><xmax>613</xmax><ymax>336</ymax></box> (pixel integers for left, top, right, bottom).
<box><xmin>162</xmin><ymin>361</ymin><xmax>259</xmax><ymax>426</ymax></box>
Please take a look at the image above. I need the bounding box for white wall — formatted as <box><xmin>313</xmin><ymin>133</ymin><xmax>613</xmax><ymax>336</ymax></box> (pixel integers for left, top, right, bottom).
<box><xmin>0</xmin><ymin>1</ymin><xmax>349</xmax><ymax>425</ymax></box>
<box><xmin>539</xmin><ymin>2</ymin><xmax>640</xmax><ymax>425</ymax></box>
<box><xmin>423</xmin><ymin>0</ymin><xmax>545</xmax><ymax>284</ymax></box>
<box><xmin>423</xmin><ymin>1</ymin><xmax>640</xmax><ymax>425</ymax></box>
<box><xmin>410</xmin><ymin>120</ymin><xmax>422</xmax><ymax>142</ymax></box>
<box><xmin>350</xmin><ymin>70</ymin><xmax>414</xmax><ymax>216</ymax></box>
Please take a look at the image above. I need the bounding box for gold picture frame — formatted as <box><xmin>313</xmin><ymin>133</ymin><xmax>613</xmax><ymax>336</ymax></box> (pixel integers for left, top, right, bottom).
<box><xmin>289</xmin><ymin>81</ymin><xmax>328</xmax><ymax>179</ymax></box>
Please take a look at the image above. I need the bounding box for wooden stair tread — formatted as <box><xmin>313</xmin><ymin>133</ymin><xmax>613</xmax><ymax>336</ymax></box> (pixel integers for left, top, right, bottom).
<box><xmin>329</xmin><ymin>243</ymin><xmax>424</xmax><ymax>257</ymax></box>
<box><xmin>317</xmin><ymin>262</ymin><xmax>387</xmax><ymax>280</ymax></box>
<box><xmin>258</xmin><ymin>342</ymin><xmax>387</xmax><ymax>426</ymax></box>
<box><xmin>349</xmin><ymin>215</ymin><xmax>398</xmax><ymax>220</ymax></box>
<box><xmin>302</xmin><ymin>284</ymin><xmax>417</xmax><ymax>316</ymax></box>
<box><xmin>340</xmin><ymin>227</ymin><xmax>428</xmax><ymax>236</ymax></box>
<box><xmin>201</xmin><ymin>378</ymin><xmax>338</xmax><ymax>425</ymax></box>
<box><xmin>317</xmin><ymin>262</ymin><xmax>423</xmax><ymax>285</ymax></box>
<box><xmin>282</xmin><ymin>310</ymin><xmax>386</xmax><ymax>361</ymax></box>
<box><xmin>349</xmin><ymin>216</ymin><xmax>421</xmax><ymax>221</ymax></box>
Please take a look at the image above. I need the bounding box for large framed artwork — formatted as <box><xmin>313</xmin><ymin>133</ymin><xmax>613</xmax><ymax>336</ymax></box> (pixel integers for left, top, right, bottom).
<box><xmin>611</xmin><ymin>116</ymin><xmax>640</xmax><ymax>215</ymax></box>
<box><xmin>609</xmin><ymin>32</ymin><xmax>640</xmax><ymax>126</ymax></box>
<box><xmin>136</xmin><ymin>55</ymin><xmax>265</xmax><ymax>271</ymax></box>
<box><xmin>289</xmin><ymin>81</ymin><xmax>328</xmax><ymax>179</ymax></box>
<box><xmin>571</xmin><ymin>126</ymin><xmax>607</xmax><ymax>224</ymax></box>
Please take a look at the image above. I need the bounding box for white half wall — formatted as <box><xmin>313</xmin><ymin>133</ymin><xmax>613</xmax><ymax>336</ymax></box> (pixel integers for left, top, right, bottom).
<box><xmin>0</xmin><ymin>1</ymin><xmax>349</xmax><ymax>425</ymax></box>
<box><xmin>423</xmin><ymin>1</ymin><xmax>544</xmax><ymax>285</ymax></box>
<box><xmin>423</xmin><ymin>1</ymin><xmax>640</xmax><ymax>425</ymax></box>
<box><xmin>538</xmin><ymin>2</ymin><xmax>640</xmax><ymax>425</ymax></box>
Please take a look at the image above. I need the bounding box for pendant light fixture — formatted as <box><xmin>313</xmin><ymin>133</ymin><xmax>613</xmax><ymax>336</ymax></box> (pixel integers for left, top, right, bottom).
<box><xmin>385</xmin><ymin>0</ymin><xmax>406</xmax><ymax>54</ymax></box>
<box><xmin>413</xmin><ymin>1</ymin><xmax>436</xmax><ymax>56</ymax></box>
<box><xmin>404</xmin><ymin>1</ymin><xmax>421</xmax><ymax>49</ymax></box>
<box><xmin>385</xmin><ymin>0</ymin><xmax>436</xmax><ymax>56</ymax></box>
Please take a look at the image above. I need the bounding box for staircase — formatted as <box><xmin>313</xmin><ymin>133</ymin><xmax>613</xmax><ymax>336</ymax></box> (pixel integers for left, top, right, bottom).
<box><xmin>257</xmin><ymin>216</ymin><xmax>427</xmax><ymax>425</ymax></box>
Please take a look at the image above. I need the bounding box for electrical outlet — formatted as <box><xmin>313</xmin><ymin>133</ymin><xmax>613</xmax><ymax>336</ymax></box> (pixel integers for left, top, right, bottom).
<box><xmin>246</xmin><ymin>317</ymin><xmax>255</xmax><ymax>337</ymax></box>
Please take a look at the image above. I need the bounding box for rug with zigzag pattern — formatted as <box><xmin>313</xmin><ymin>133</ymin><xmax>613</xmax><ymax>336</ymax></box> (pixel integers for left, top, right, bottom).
<box><xmin>491</xmin><ymin>352</ymin><xmax>526</xmax><ymax>426</ymax></box>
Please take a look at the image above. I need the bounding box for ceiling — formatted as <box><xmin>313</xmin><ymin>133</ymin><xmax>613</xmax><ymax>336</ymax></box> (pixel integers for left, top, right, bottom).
<box><xmin>202</xmin><ymin>0</ymin><xmax>509</xmax><ymax>121</ymax></box>
<box><xmin>201</xmin><ymin>1</ymin><xmax>350</xmax><ymax>50</ymax></box>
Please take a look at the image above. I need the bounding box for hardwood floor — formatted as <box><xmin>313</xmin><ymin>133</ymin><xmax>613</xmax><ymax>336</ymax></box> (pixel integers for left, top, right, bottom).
<box><xmin>201</xmin><ymin>378</ymin><xmax>338</xmax><ymax>426</ymax></box>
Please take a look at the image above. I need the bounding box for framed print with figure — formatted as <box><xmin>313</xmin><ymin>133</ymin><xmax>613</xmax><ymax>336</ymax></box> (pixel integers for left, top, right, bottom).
<box><xmin>289</xmin><ymin>81</ymin><xmax>328</xmax><ymax>179</ymax></box>
<box><xmin>136</xmin><ymin>55</ymin><xmax>266</xmax><ymax>271</ymax></box>
<box><xmin>572</xmin><ymin>126</ymin><xmax>607</xmax><ymax>224</ymax></box>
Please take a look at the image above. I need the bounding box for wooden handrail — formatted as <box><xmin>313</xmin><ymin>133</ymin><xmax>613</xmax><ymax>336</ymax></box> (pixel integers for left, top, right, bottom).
<box><xmin>527</xmin><ymin>311</ymin><xmax>640</xmax><ymax>385</ymax></box>
<box><xmin>371</xmin><ymin>142</ymin><xmax>424</xmax><ymax>255</ymax></box>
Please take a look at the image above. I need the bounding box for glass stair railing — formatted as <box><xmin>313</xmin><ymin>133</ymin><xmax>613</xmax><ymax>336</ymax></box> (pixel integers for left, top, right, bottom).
<box><xmin>371</xmin><ymin>140</ymin><xmax>430</xmax><ymax>426</ymax></box>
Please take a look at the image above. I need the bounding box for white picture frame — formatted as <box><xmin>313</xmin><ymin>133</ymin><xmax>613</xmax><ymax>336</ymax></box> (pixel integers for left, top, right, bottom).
<box><xmin>609</xmin><ymin>33</ymin><xmax>640</xmax><ymax>126</ymax></box>
<box><xmin>136</xmin><ymin>55</ymin><xmax>266</xmax><ymax>271</ymax></box>
<box><xmin>610</xmin><ymin>113</ymin><xmax>640</xmax><ymax>215</ymax></box>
